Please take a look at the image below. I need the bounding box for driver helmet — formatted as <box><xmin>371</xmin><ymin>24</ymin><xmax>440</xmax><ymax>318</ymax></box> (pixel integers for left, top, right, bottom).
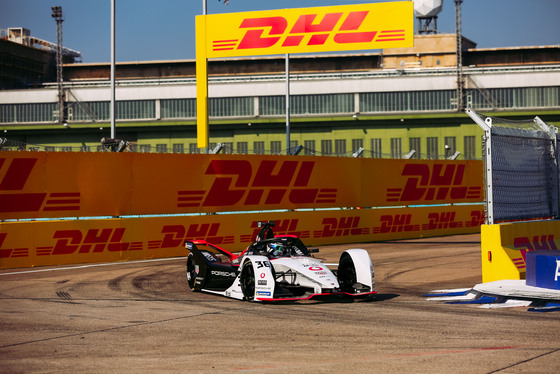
<box><xmin>268</xmin><ymin>243</ymin><xmax>284</xmax><ymax>257</ymax></box>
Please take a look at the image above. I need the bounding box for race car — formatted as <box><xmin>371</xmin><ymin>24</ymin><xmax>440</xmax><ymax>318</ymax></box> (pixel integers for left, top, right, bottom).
<box><xmin>185</xmin><ymin>221</ymin><xmax>376</xmax><ymax>302</ymax></box>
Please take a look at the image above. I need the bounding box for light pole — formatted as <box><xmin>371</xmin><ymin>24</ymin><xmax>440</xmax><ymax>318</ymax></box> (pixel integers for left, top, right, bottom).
<box><xmin>51</xmin><ymin>6</ymin><xmax>64</xmax><ymax>124</ymax></box>
<box><xmin>110</xmin><ymin>0</ymin><xmax>116</xmax><ymax>138</ymax></box>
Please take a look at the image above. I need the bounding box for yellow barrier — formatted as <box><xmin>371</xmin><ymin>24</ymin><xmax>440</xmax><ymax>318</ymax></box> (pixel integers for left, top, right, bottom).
<box><xmin>481</xmin><ymin>220</ymin><xmax>560</xmax><ymax>282</ymax></box>
<box><xmin>0</xmin><ymin>152</ymin><xmax>483</xmax><ymax>220</ymax></box>
<box><xmin>1</xmin><ymin>205</ymin><xmax>483</xmax><ymax>269</ymax></box>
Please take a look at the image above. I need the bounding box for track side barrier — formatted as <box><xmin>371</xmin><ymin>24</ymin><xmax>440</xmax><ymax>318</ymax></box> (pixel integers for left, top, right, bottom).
<box><xmin>481</xmin><ymin>220</ymin><xmax>560</xmax><ymax>283</ymax></box>
<box><xmin>1</xmin><ymin>205</ymin><xmax>483</xmax><ymax>269</ymax></box>
<box><xmin>0</xmin><ymin>152</ymin><xmax>483</xmax><ymax>220</ymax></box>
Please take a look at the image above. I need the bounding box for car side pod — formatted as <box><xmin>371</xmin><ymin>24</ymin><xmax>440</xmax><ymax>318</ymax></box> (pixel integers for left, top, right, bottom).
<box><xmin>239</xmin><ymin>255</ymin><xmax>276</xmax><ymax>301</ymax></box>
<box><xmin>338</xmin><ymin>249</ymin><xmax>375</xmax><ymax>293</ymax></box>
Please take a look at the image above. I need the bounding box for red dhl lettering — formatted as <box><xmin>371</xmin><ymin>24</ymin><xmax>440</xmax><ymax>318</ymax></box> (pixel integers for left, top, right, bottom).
<box><xmin>213</xmin><ymin>11</ymin><xmax>398</xmax><ymax>52</ymax></box>
<box><xmin>0</xmin><ymin>157</ymin><xmax>80</xmax><ymax>214</ymax></box>
<box><xmin>386</xmin><ymin>163</ymin><xmax>482</xmax><ymax>203</ymax></box>
<box><xmin>373</xmin><ymin>214</ymin><xmax>418</xmax><ymax>234</ymax></box>
<box><xmin>177</xmin><ymin>160</ymin><xmax>337</xmax><ymax>208</ymax></box>
<box><xmin>150</xmin><ymin>223</ymin><xmax>234</xmax><ymax>246</ymax></box>
<box><xmin>514</xmin><ymin>234</ymin><xmax>558</xmax><ymax>262</ymax></box>
<box><xmin>0</xmin><ymin>232</ymin><xmax>30</xmax><ymax>258</ymax></box>
<box><xmin>33</xmin><ymin>224</ymin><xmax>234</xmax><ymax>256</ymax></box>
<box><xmin>372</xmin><ymin>210</ymin><xmax>484</xmax><ymax>234</ymax></box>
<box><xmin>314</xmin><ymin>217</ymin><xmax>369</xmax><ymax>238</ymax></box>
<box><xmin>41</xmin><ymin>228</ymin><xmax>143</xmax><ymax>256</ymax></box>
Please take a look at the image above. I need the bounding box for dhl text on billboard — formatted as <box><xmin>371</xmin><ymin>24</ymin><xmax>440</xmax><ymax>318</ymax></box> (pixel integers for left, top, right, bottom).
<box><xmin>199</xmin><ymin>2</ymin><xmax>413</xmax><ymax>58</ymax></box>
<box><xmin>0</xmin><ymin>205</ymin><xmax>483</xmax><ymax>269</ymax></box>
<box><xmin>0</xmin><ymin>152</ymin><xmax>483</xmax><ymax>220</ymax></box>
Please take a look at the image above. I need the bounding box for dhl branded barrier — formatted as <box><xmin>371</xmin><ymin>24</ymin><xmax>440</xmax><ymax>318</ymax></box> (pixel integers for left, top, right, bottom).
<box><xmin>0</xmin><ymin>152</ymin><xmax>483</xmax><ymax>220</ymax></box>
<box><xmin>1</xmin><ymin>205</ymin><xmax>484</xmax><ymax>269</ymax></box>
<box><xmin>481</xmin><ymin>220</ymin><xmax>560</xmax><ymax>283</ymax></box>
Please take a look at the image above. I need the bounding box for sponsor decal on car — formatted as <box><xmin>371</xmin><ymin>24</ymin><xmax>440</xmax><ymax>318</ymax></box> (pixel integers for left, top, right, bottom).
<box><xmin>257</xmin><ymin>291</ymin><xmax>272</xmax><ymax>296</ymax></box>
<box><xmin>309</xmin><ymin>266</ymin><xmax>323</xmax><ymax>271</ymax></box>
<box><xmin>258</xmin><ymin>280</ymin><xmax>267</xmax><ymax>286</ymax></box>
<box><xmin>211</xmin><ymin>270</ymin><xmax>236</xmax><ymax>277</ymax></box>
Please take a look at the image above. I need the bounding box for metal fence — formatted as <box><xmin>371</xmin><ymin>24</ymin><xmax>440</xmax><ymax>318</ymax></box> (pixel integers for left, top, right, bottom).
<box><xmin>467</xmin><ymin>109</ymin><xmax>559</xmax><ymax>224</ymax></box>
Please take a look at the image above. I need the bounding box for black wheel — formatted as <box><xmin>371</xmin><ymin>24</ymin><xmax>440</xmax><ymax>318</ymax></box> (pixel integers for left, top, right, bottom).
<box><xmin>186</xmin><ymin>253</ymin><xmax>197</xmax><ymax>291</ymax></box>
<box><xmin>240</xmin><ymin>259</ymin><xmax>255</xmax><ymax>301</ymax></box>
<box><xmin>338</xmin><ymin>254</ymin><xmax>357</xmax><ymax>293</ymax></box>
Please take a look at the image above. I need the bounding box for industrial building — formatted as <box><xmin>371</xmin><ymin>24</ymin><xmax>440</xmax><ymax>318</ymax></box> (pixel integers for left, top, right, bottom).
<box><xmin>1</xmin><ymin>26</ymin><xmax>559</xmax><ymax>158</ymax></box>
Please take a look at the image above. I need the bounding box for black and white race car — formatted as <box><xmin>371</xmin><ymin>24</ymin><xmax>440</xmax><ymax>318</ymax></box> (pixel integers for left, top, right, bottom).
<box><xmin>185</xmin><ymin>221</ymin><xmax>376</xmax><ymax>302</ymax></box>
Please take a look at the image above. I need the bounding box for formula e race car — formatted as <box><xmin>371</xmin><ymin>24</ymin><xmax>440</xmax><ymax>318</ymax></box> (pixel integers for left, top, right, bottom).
<box><xmin>185</xmin><ymin>221</ymin><xmax>376</xmax><ymax>302</ymax></box>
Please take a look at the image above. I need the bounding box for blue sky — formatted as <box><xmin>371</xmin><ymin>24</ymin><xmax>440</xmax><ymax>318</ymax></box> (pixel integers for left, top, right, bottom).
<box><xmin>1</xmin><ymin>0</ymin><xmax>559</xmax><ymax>63</ymax></box>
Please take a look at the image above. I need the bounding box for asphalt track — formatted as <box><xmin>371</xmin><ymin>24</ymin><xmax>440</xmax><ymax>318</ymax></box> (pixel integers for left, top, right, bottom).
<box><xmin>1</xmin><ymin>233</ymin><xmax>559</xmax><ymax>373</ymax></box>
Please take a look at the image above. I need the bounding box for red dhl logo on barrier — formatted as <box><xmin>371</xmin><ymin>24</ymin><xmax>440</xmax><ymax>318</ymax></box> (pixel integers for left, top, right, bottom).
<box><xmin>202</xmin><ymin>2</ymin><xmax>412</xmax><ymax>58</ymax></box>
<box><xmin>386</xmin><ymin>163</ymin><xmax>482</xmax><ymax>203</ymax></box>
<box><xmin>177</xmin><ymin>160</ymin><xmax>337</xmax><ymax>208</ymax></box>
<box><xmin>0</xmin><ymin>210</ymin><xmax>484</xmax><ymax>260</ymax></box>
<box><xmin>0</xmin><ymin>157</ymin><xmax>80</xmax><ymax>215</ymax></box>
<box><xmin>510</xmin><ymin>235</ymin><xmax>559</xmax><ymax>270</ymax></box>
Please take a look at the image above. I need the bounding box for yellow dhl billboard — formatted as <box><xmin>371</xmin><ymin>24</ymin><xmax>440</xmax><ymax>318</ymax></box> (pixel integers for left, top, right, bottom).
<box><xmin>195</xmin><ymin>2</ymin><xmax>413</xmax><ymax>147</ymax></box>
<box><xmin>198</xmin><ymin>1</ymin><xmax>413</xmax><ymax>58</ymax></box>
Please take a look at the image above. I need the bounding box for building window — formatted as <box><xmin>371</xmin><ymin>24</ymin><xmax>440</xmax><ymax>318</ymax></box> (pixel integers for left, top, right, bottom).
<box><xmin>321</xmin><ymin>140</ymin><xmax>332</xmax><ymax>156</ymax></box>
<box><xmin>237</xmin><ymin>142</ymin><xmax>248</xmax><ymax>154</ymax></box>
<box><xmin>254</xmin><ymin>141</ymin><xmax>265</xmax><ymax>155</ymax></box>
<box><xmin>444</xmin><ymin>136</ymin><xmax>456</xmax><ymax>159</ymax></box>
<box><xmin>259</xmin><ymin>93</ymin><xmax>354</xmax><ymax>116</ymax></box>
<box><xmin>139</xmin><ymin>144</ymin><xmax>152</xmax><ymax>153</ymax></box>
<box><xmin>161</xmin><ymin>99</ymin><xmax>196</xmax><ymax>119</ymax></box>
<box><xmin>189</xmin><ymin>143</ymin><xmax>199</xmax><ymax>154</ymax></box>
<box><xmin>360</xmin><ymin>90</ymin><xmax>455</xmax><ymax>113</ymax></box>
<box><xmin>427</xmin><ymin>137</ymin><xmax>439</xmax><ymax>159</ymax></box>
<box><xmin>156</xmin><ymin>144</ymin><xmax>167</xmax><ymax>153</ymax></box>
<box><xmin>304</xmin><ymin>140</ymin><xmax>316</xmax><ymax>155</ymax></box>
<box><xmin>371</xmin><ymin>138</ymin><xmax>382</xmax><ymax>158</ymax></box>
<box><xmin>270</xmin><ymin>141</ymin><xmax>282</xmax><ymax>154</ymax></box>
<box><xmin>409</xmin><ymin>137</ymin><xmax>421</xmax><ymax>159</ymax></box>
<box><xmin>464</xmin><ymin>136</ymin><xmax>476</xmax><ymax>160</ymax></box>
<box><xmin>335</xmin><ymin>139</ymin><xmax>346</xmax><ymax>156</ymax></box>
<box><xmin>351</xmin><ymin>139</ymin><xmax>363</xmax><ymax>156</ymax></box>
<box><xmin>173</xmin><ymin>143</ymin><xmax>184</xmax><ymax>153</ymax></box>
<box><xmin>221</xmin><ymin>142</ymin><xmax>233</xmax><ymax>154</ymax></box>
<box><xmin>289</xmin><ymin>140</ymin><xmax>299</xmax><ymax>155</ymax></box>
<box><xmin>209</xmin><ymin>97</ymin><xmax>253</xmax><ymax>117</ymax></box>
<box><xmin>390</xmin><ymin>138</ymin><xmax>402</xmax><ymax>159</ymax></box>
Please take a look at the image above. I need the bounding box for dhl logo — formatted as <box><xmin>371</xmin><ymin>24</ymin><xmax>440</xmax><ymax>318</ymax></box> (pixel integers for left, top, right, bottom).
<box><xmin>213</xmin><ymin>12</ymin><xmax>403</xmax><ymax>52</ymax></box>
<box><xmin>372</xmin><ymin>210</ymin><xmax>484</xmax><ymax>234</ymax></box>
<box><xmin>177</xmin><ymin>160</ymin><xmax>337</xmax><ymax>208</ymax></box>
<box><xmin>314</xmin><ymin>217</ymin><xmax>369</xmax><ymax>238</ymax></box>
<box><xmin>0</xmin><ymin>157</ymin><xmax>80</xmax><ymax>216</ymax></box>
<box><xmin>202</xmin><ymin>2</ymin><xmax>412</xmax><ymax>58</ymax></box>
<box><xmin>514</xmin><ymin>234</ymin><xmax>558</xmax><ymax>265</ymax></box>
<box><xmin>386</xmin><ymin>163</ymin><xmax>482</xmax><ymax>203</ymax></box>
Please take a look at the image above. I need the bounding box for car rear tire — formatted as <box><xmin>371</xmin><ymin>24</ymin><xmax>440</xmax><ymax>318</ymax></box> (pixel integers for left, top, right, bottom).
<box><xmin>186</xmin><ymin>253</ymin><xmax>197</xmax><ymax>291</ymax></box>
<box><xmin>338</xmin><ymin>253</ymin><xmax>357</xmax><ymax>293</ymax></box>
<box><xmin>240</xmin><ymin>258</ymin><xmax>255</xmax><ymax>301</ymax></box>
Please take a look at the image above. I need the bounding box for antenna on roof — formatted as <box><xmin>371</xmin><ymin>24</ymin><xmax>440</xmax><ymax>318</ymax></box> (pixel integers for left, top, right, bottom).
<box><xmin>414</xmin><ymin>0</ymin><xmax>443</xmax><ymax>34</ymax></box>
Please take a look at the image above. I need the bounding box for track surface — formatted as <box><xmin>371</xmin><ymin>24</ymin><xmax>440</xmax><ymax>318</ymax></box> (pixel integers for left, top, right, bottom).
<box><xmin>1</xmin><ymin>234</ymin><xmax>559</xmax><ymax>373</ymax></box>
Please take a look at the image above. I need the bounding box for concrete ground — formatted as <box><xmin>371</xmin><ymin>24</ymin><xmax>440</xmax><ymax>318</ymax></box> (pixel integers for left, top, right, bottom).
<box><xmin>1</xmin><ymin>233</ymin><xmax>559</xmax><ymax>373</ymax></box>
